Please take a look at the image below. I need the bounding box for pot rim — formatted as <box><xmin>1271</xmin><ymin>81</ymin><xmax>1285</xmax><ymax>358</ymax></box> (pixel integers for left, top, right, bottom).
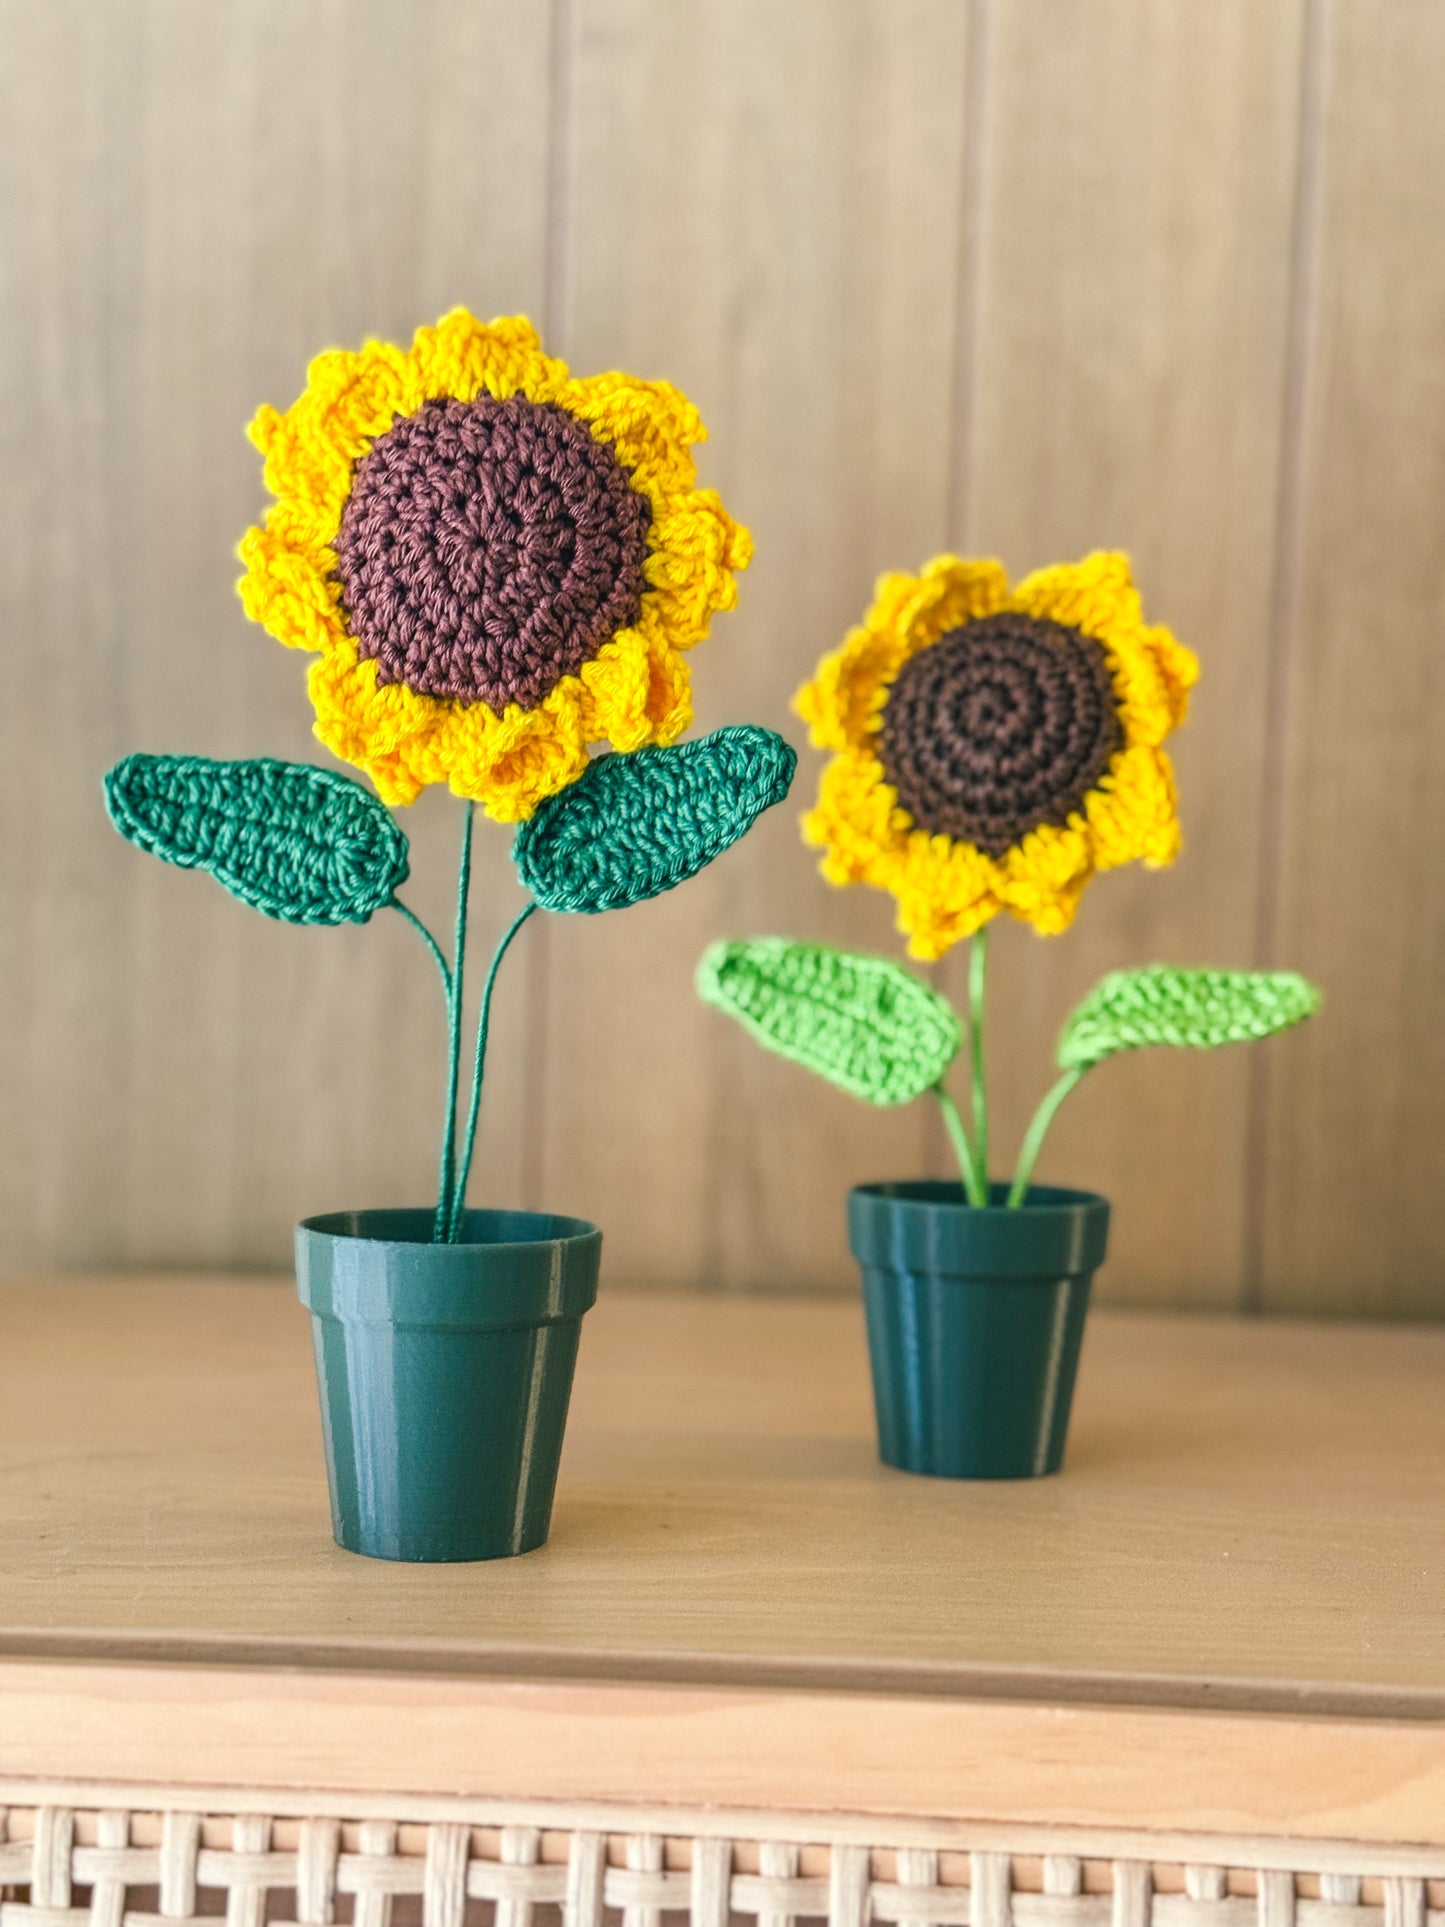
<box><xmin>849</xmin><ymin>1179</ymin><xmax>1109</xmax><ymax>1278</ymax></box>
<box><xmin>852</xmin><ymin>1179</ymin><xmax>1108</xmax><ymax>1215</ymax></box>
<box><xmin>295</xmin><ymin>1207</ymin><xmax>602</xmax><ymax>1330</ymax></box>
<box><xmin>298</xmin><ymin>1205</ymin><xmax>600</xmax><ymax>1252</ymax></box>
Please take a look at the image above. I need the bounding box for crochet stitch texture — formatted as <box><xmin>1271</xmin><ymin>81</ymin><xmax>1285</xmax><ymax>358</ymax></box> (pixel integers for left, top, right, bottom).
<box><xmin>1058</xmin><ymin>966</ymin><xmax>1322</xmax><ymax>1069</ymax></box>
<box><xmin>104</xmin><ymin>754</ymin><xmax>408</xmax><ymax>924</ymax></box>
<box><xmin>697</xmin><ymin>938</ymin><xmax>961</xmax><ymax>1106</ymax></box>
<box><xmin>515</xmin><ymin>725</ymin><xmax>796</xmax><ymax>914</ymax></box>
<box><xmin>239</xmin><ymin>311</ymin><xmax>751</xmax><ymax>820</ymax></box>
<box><xmin>879</xmin><ymin>613</ymin><xmax>1122</xmax><ymax>857</ymax></box>
<box><xmin>795</xmin><ymin>552</ymin><xmax>1198</xmax><ymax>955</ymax></box>
<box><xmin>337</xmin><ymin>395</ymin><xmax>651</xmax><ymax>712</ymax></box>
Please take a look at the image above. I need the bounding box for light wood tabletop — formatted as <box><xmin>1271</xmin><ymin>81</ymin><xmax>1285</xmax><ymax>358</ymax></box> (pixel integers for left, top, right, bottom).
<box><xmin>2</xmin><ymin>1277</ymin><xmax>1444</xmax><ymax>1837</ymax></box>
<box><xmin>0</xmin><ymin>1276</ymin><xmax>1441</xmax><ymax>1708</ymax></box>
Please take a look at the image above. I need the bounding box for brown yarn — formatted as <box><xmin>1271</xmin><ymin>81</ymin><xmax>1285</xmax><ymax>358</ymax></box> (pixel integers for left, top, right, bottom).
<box><xmin>335</xmin><ymin>395</ymin><xmax>651</xmax><ymax>713</ymax></box>
<box><xmin>877</xmin><ymin>613</ymin><xmax>1122</xmax><ymax>857</ymax></box>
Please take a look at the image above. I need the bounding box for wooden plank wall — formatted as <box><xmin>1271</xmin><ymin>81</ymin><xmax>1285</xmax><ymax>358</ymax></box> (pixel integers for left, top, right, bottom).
<box><xmin>0</xmin><ymin>0</ymin><xmax>1441</xmax><ymax>1314</ymax></box>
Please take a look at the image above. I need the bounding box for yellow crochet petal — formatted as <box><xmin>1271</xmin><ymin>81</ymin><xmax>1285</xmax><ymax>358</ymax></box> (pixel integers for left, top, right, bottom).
<box><xmin>1009</xmin><ymin>551</ymin><xmax>1198</xmax><ymax>752</ymax></box>
<box><xmin>308</xmin><ymin>644</ymin><xmax>433</xmax><ymax>806</ymax></box>
<box><xmin>423</xmin><ymin>686</ymin><xmax>592</xmax><ymax>822</ymax></box>
<box><xmin>795</xmin><ymin>555</ymin><xmax>1011</xmax><ymax>754</ymax></box>
<box><xmin>640</xmin><ymin>490</ymin><xmax>750</xmax><ymax>644</ymax></box>
<box><xmin>563</xmin><ymin>372</ymin><xmax>705</xmax><ymax>492</ymax></box>
<box><xmin>238</xmin><ymin>309</ymin><xmax>749</xmax><ymax>812</ymax></box>
<box><xmin>1010</xmin><ymin>549</ymin><xmax>1140</xmax><ymax>631</ymax></box>
<box><xmin>888</xmin><ymin>829</ymin><xmax>1002</xmax><ymax>958</ymax></box>
<box><xmin>411</xmin><ymin>309</ymin><xmax>569</xmax><ymax>409</ymax></box>
<box><xmin>1083</xmin><ymin>743</ymin><xmax>1183</xmax><ymax>871</ymax></box>
<box><xmin>794</xmin><ymin>622</ymin><xmax>909</xmax><ymax>753</ymax></box>
<box><xmin>1147</xmin><ymin>622</ymin><xmax>1201</xmax><ymax>730</ymax></box>
<box><xmin>471</xmin><ymin>727</ymin><xmax>593</xmax><ymax>823</ymax></box>
<box><xmin>801</xmin><ymin>751</ymin><xmax>910</xmax><ymax>884</ymax></box>
<box><xmin>992</xmin><ymin>819</ymin><xmax>1095</xmax><ymax>935</ymax></box>
<box><xmin>890</xmin><ymin>554</ymin><xmax>1012</xmax><ymax>648</ymax></box>
<box><xmin>307</xmin><ymin>640</ymin><xmax>597</xmax><ymax>822</ymax></box>
<box><xmin>574</xmin><ymin>628</ymin><xmax>662</xmax><ymax>751</ymax></box>
<box><xmin>794</xmin><ymin>549</ymin><xmax>1194</xmax><ymax>947</ymax></box>
<box><xmin>248</xmin><ymin>342</ymin><xmax>417</xmax><ymax>538</ymax></box>
<box><xmin>632</xmin><ymin>630</ymin><xmax>695</xmax><ymax>741</ymax></box>
<box><xmin>236</xmin><ymin>524</ymin><xmax>347</xmax><ymax>654</ymax></box>
<box><xmin>799</xmin><ymin>752</ymin><xmax>997</xmax><ymax>960</ymax></box>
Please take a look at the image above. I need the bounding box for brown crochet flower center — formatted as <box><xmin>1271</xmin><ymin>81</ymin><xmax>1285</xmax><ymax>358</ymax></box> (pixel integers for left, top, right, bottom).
<box><xmin>877</xmin><ymin>613</ymin><xmax>1123</xmax><ymax>857</ymax></box>
<box><xmin>335</xmin><ymin>394</ymin><xmax>651</xmax><ymax>712</ymax></box>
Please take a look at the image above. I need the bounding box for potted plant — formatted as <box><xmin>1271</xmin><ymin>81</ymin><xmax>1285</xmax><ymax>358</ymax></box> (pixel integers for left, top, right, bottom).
<box><xmin>699</xmin><ymin>552</ymin><xmax>1318</xmax><ymax>1480</ymax></box>
<box><xmin>106</xmin><ymin>309</ymin><xmax>794</xmax><ymax>1561</ymax></box>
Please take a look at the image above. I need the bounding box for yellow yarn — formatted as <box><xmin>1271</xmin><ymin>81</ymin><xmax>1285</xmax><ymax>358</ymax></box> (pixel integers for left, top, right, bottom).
<box><xmin>794</xmin><ymin>551</ymin><xmax>1198</xmax><ymax>958</ymax></box>
<box><xmin>237</xmin><ymin>311</ymin><xmax>751</xmax><ymax>820</ymax></box>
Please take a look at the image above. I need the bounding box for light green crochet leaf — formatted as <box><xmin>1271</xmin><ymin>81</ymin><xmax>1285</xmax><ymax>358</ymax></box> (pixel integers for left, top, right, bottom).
<box><xmin>696</xmin><ymin>938</ymin><xmax>961</xmax><ymax>1106</ymax></box>
<box><xmin>104</xmin><ymin>754</ymin><xmax>409</xmax><ymax>925</ymax></box>
<box><xmin>514</xmin><ymin>726</ymin><xmax>796</xmax><ymax>914</ymax></box>
<box><xmin>1058</xmin><ymin>966</ymin><xmax>1322</xmax><ymax>1071</ymax></box>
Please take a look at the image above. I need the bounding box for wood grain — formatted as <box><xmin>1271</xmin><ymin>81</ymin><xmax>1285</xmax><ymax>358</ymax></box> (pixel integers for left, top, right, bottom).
<box><xmin>1</xmin><ymin>1275</ymin><xmax>1445</xmax><ymax>1837</ymax></box>
<box><xmin>1</xmin><ymin>1277</ymin><xmax>1444</xmax><ymax>1709</ymax></box>
<box><xmin>0</xmin><ymin>0</ymin><xmax>554</xmax><ymax>1268</ymax></box>
<box><xmin>536</xmin><ymin>0</ymin><xmax>976</xmax><ymax>1290</ymax></box>
<box><xmin>1255</xmin><ymin>1</ymin><xmax>1445</xmax><ymax>1315</ymax></box>
<box><xmin>1</xmin><ymin>1665</ymin><xmax>1444</xmax><ymax>1844</ymax></box>
<box><xmin>955</xmin><ymin>0</ymin><xmax>1307</xmax><ymax>1306</ymax></box>
<box><xmin>0</xmin><ymin>0</ymin><xmax>1441</xmax><ymax>1312</ymax></box>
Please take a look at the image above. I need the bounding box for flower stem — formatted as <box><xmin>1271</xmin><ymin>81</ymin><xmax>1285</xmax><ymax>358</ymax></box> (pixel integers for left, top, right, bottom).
<box><xmin>1007</xmin><ymin>1066</ymin><xmax>1087</xmax><ymax>1208</ymax></box>
<box><xmin>968</xmin><ymin>927</ymin><xmax>989</xmax><ymax>1194</ymax></box>
<box><xmin>432</xmin><ymin>801</ymin><xmax>475</xmax><ymax>1244</ymax></box>
<box><xmin>391</xmin><ymin>897</ymin><xmax>451</xmax><ymax>999</ymax></box>
<box><xmin>935</xmin><ymin>1083</ymin><xmax>989</xmax><ymax>1207</ymax></box>
<box><xmin>447</xmin><ymin>900</ymin><xmax>538</xmax><ymax>1242</ymax></box>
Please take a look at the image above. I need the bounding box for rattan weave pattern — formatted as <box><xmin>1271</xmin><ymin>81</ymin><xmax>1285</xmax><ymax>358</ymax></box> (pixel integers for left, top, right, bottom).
<box><xmin>0</xmin><ymin>1805</ymin><xmax>1440</xmax><ymax>1927</ymax></box>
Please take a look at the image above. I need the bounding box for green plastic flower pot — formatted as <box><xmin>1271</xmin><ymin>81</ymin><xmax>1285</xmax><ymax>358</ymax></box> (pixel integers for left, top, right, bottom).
<box><xmin>849</xmin><ymin>1181</ymin><xmax>1109</xmax><ymax>1480</ymax></box>
<box><xmin>295</xmin><ymin>1206</ymin><xmax>601</xmax><ymax>1562</ymax></box>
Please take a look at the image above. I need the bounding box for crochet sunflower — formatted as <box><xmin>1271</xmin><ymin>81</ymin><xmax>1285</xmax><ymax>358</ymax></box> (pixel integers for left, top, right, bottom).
<box><xmin>238</xmin><ymin>310</ymin><xmax>751</xmax><ymax>821</ymax></box>
<box><xmin>795</xmin><ymin>551</ymin><xmax>1196</xmax><ymax>958</ymax></box>
<box><xmin>107</xmin><ymin>313</ymin><xmax>793</xmax><ymax>1244</ymax></box>
<box><xmin>700</xmin><ymin>551</ymin><xmax>1318</xmax><ymax>1208</ymax></box>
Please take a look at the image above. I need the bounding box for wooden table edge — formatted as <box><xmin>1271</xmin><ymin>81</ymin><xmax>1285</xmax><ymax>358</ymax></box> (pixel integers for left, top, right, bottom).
<box><xmin>0</xmin><ymin>1658</ymin><xmax>1442</xmax><ymax>1847</ymax></box>
<box><xmin>2</xmin><ymin>1633</ymin><xmax>1443</xmax><ymax>1724</ymax></box>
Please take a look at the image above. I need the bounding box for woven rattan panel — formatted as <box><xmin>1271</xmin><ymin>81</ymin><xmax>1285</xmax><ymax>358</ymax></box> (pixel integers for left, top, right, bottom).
<box><xmin>1</xmin><ymin>1805</ymin><xmax>1443</xmax><ymax>1927</ymax></box>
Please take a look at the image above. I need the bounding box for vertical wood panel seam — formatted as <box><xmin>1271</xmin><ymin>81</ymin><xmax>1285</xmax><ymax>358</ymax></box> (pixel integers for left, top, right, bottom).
<box><xmin>543</xmin><ymin>0</ymin><xmax>579</xmax><ymax>346</ymax></box>
<box><xmin>1241</xmin><ymin>0</ymin><xmax>1333</xmax><ymax>1312</ymax></box>
<box><xmin>928</xmin><ymin>0</ymin><xmax>995</xmax><ymax>1177</ymax></box>
<box><xmin>946</xmin><ymin>0</ymin><xmax>995</xmax><ymax>554</ymax></box>
<box><xmin>523</xmin><ymin>0</ymin><xmax>581</xmax><ymax>1211</ymax></box>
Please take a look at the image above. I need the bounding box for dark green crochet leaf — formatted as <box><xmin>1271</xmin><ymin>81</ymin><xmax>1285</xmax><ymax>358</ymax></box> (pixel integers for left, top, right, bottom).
<box><xmin>513</xmin><ymin>725</ymin><xmax>796</xmax><ymax>914</ymax></box>
<box><xmin>1058</xmin><ymin>966</ymin><xmax>1322</xmax><ymax>1071</ymax></box>
<box><xmin>103</xmin><ymin>754</ymin><xmax>409</xmax><ymax>925</ymax></box>
<box><xmin>696</xmin><ymin>938</ymin><xmax>961</xmax><ymax>1106</ymax></box>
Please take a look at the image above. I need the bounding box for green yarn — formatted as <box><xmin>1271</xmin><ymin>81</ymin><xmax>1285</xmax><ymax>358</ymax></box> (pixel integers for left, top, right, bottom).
<box><xmin>1006</xmin><ymin>1068</ymin><xmax>1087</xmax><ymax>1208</ymax></box>
<box><xmin>104</xmin><ymin>754</ymin><xmax>408</xmax><ymax>925</ymax></box>
<box><xmin>697</xmin><ymin>938</ymin><xmax>962</xmax><ymax>1106</ymax></box>
<box><xmin>514</xmin><ymin>725</ymin><xmax>796</xmax><ymax>914</ymax></box>
<box><xmin>968</xmin><ymin>929</ymin><xmax>990</xmax><ymax>1192</ymax></box>
<box><xmin>935</xmin><ymin>1083</ymin><xmax>988</xmax><ymax>1207</ymax></box>
<box><xmin>1058</xmin><ymin>966</ymin><xmax>1322</xmax><ymax>1071</ymax></box>
<box><xmin>1003</xmin><ymin>965</ymin><xmax>1322</xmax><ymax>1205</ymax></box>
<box><xmin>432</xmin><ymin>802</ymin><xmax>476</xmax><ymax>1244</ymax></box>
<box><xmin>446</xmin><ymin>900</ymin><xmax>538</xmax><ymax>1242</ymax></box>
